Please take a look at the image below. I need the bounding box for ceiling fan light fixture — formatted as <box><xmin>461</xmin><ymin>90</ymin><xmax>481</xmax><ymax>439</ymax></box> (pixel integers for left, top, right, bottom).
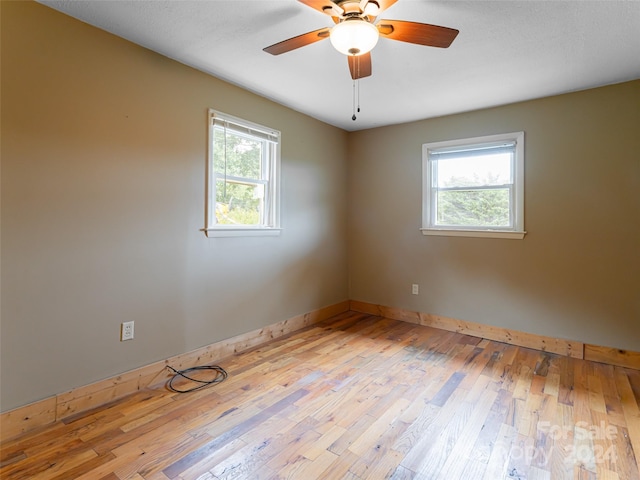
<box><xmin>330</xmin><ymin>18</ymin><xmax>379</xmax><ymax>56</ymax></box>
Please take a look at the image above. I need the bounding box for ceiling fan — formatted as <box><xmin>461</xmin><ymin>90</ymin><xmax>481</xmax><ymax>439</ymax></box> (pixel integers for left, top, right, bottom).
<box><xmin>263</xmin><ymin>0</ymin><xmax>459</xmax><ymax>80</ymax></box>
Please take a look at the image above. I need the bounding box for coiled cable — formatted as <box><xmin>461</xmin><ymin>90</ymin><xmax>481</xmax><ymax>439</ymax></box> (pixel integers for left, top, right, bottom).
<box><xmin>166</xmin><ymin>365</ymin><xmax>228</xmax><ymax>393</ymax></box>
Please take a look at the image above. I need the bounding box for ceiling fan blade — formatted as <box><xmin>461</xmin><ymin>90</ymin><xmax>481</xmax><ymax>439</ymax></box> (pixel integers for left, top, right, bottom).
<box><xmin>348</xmin><ymin>52</ymin><xmax>372</xmax><ymax>79</ymax></box>
<box><xmin>263</xmin><ymin>27</ymin><xmax>331</xmax><ymax>55</ymax></box>
<box><xmin>377</xmin><ymin>19</ymin><xmax>459</xmax><ymax>48</ymax></box>
<box><xmin>298</xmin><ymin>0</ymin><xmax>344</xmax><ymax>17</ymax></box>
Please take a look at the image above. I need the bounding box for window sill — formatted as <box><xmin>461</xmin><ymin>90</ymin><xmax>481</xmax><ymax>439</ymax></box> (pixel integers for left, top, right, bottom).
<box><xmin>204</xmin><ymin>228</ymin><xmax>282</xmax><ymax>238</ymax></box>
<box><xmin>421</xmin><ymin>228</ymin><xmax>526</xmax><ymax>239</ymax></box>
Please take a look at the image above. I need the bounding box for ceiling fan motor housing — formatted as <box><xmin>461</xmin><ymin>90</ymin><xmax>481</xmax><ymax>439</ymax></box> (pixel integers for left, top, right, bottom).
<box><xmin>334</xmin><ymin>0</ymin><xmax>380</xmax><ymax>18</ymax></box>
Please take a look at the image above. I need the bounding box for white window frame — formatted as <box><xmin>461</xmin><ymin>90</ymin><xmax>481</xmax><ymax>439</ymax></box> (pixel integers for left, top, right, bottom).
<box><xmin>421</xmin><ymin>131</ymin><xmax>525</xmax><ymax>239</ymax></box>
<box><xmin>205</xmin><ymin>109</ymin><xmax>281</xmax><ymax>238</ymax></box>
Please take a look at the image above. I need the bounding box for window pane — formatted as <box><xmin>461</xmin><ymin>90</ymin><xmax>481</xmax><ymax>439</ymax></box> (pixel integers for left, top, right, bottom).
<box><xmin>436</xmin><ymin>153</ymin><xmax>512</xmax><ymax>188</ymax></box>
<box><xmin>213</xmin><ymin>128</ymin><xmax>262</xmax><ymax>179</ymax></box>
<box><xmin>215</xmin><ymin>180</ymin><xmax>263</xmax><ymax>225</ymax></box>
<box><xmin>436</xmin><ymin>188</ymin><xmax>510</xmax><ymax>227</ymax></box>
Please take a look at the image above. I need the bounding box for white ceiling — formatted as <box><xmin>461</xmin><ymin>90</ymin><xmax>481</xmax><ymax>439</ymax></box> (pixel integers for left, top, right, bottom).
<box><xmin>39</xmin><ymin>0</ymin><xmax>640</xmax><ymax>131</ymax></box>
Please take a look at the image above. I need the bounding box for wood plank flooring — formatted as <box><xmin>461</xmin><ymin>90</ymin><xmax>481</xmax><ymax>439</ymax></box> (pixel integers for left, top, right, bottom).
<box><xmin>2</xmin><ymin>311</ymin><xmax>639</xmax><ymax>479</ymax></box>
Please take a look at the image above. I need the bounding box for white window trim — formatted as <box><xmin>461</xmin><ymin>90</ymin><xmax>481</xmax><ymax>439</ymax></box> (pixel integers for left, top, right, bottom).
<box><xmin>421</xmin><ymin>229</ymin><xmax>525</xmax><ymax>239</ymax></box>
<box><xmin>205</xmin><ymin>109</ymin><xmax>281</xmax><ymax>238</ymax></box>
<box><xmin>421</xmin><ymin>131</ymin><xmax>526</xmax><ymax>239</ymax></box>
<box><xmin>205</xmin><ymin>227</ymin><xmax>282</xmax><ymax>238</ymax></box>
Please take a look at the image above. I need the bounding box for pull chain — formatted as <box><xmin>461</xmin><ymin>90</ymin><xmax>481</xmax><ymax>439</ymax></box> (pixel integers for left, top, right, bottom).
<box><xmin>352</xmin><ymin>56</ymin><xmax>362</xmax><ymax>121</ymax></box>
<box><xmin>352</xmin><ymin>79</ymin><xmax>357</xmax><ymax>121</ymax></box>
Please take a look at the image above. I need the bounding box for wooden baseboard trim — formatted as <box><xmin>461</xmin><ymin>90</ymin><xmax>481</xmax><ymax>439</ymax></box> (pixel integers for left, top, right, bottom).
<box><xmin>0</xmin><ymin>300</ymin><xmax>349</xmax><ymax>442</ymax></box>
<box><xmin>584</xmin><ymin>345</ymin><xmax>640</xmax><ymax>370</ymax></box>
<box><xmin>4</xmin><ymin>299</ymin><xmax>637</xmax><ymax>441</ymax></box>
<box><xmin>350</xmin><ymin>300</ymin><xmax>640</xmax><ymax>368</ymax></box>
<box><xmin>351</xmin><ymin>300</ymin><xmax>590</xmax><ymax>358</ymax></box>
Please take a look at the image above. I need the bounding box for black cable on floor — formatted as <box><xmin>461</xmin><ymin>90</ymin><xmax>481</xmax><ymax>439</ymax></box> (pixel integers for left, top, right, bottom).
<box><xmin>166</xmin><ymin>365</ymin><xmax>228</xmax><ymax>393</ymax></box>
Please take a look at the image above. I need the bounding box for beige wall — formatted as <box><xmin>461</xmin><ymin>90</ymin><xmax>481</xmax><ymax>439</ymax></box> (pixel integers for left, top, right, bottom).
<box><xmin>1</xmin><ymin>1</ymin><xmax>348</xmax><ymax>411</ymax></box>
<box><xmin>348</xmin><ymin>80</ymin><xmax>640</xmax><ymax>351</ymax></box>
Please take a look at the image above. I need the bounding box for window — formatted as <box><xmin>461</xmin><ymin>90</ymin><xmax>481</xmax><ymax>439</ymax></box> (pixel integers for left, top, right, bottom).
<box><xmin>422</xmin><ymin>131</ymin><xmax>525</xmax><ymax>239</ymax></box>
<box><xmin>205</xmin><ymin>109</ymin><xmax>281</xmax><ymax>237</ymax></box>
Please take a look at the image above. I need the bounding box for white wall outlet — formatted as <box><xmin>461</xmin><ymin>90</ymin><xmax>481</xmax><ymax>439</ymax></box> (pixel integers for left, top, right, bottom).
<box><xmin>412</xmin><ymin>284</ymin><xmax>419</xmax><ymax>295</ymax></box>
<box><xmin>121</xmin><ymin>321</ymin><xmax>134</xmax><ymax>341</ymax></box>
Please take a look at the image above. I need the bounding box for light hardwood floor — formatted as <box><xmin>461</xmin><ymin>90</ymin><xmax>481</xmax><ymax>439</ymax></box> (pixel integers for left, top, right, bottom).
<box><xmin>1</xmin><ymin>311</ymin><xmax>639</xmax><ymax>479</ymax></box>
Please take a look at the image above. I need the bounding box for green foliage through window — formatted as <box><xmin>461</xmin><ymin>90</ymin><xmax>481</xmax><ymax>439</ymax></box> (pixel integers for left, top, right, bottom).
<box><xmin>437</xmin><ymin>188</ymin><xmax>510</xmax><ymax>226</ymax></box>
<box><xmin>422</xmin><ymin>132</ymin><xmax>524</xmax><ymax>236</ymax></box>
<box><xmin>213</xmin><ymin>128</ymin><xmax>264</xmax><ymax>225</ymax></box>
<box><xmin>436</xmin><ymin>168</ymin><xmax>511</xmax><ymax>227</ymax></box>
<box><xmin>206</xmin><ymin>110</ymin><xmax>280</xmax><ymax>234</ymax></box>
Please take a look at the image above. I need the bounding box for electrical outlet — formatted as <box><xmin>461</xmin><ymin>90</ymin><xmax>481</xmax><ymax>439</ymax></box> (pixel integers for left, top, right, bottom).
<box><xmin>121</xmin><ymin>321</ymin><xmax>134</xmax><ymax>341</ymax></box>
<box><xmin>412</xmin><ymin>284</ymin><xmax>419</xmax><ymax>295</ymax></box>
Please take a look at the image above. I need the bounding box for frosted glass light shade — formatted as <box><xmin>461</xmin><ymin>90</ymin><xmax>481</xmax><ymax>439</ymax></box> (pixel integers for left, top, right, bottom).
<box><xmin>330</xmin><ymin>19</ymin><xmax>379</xmax><ymax>56</ymax></box>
